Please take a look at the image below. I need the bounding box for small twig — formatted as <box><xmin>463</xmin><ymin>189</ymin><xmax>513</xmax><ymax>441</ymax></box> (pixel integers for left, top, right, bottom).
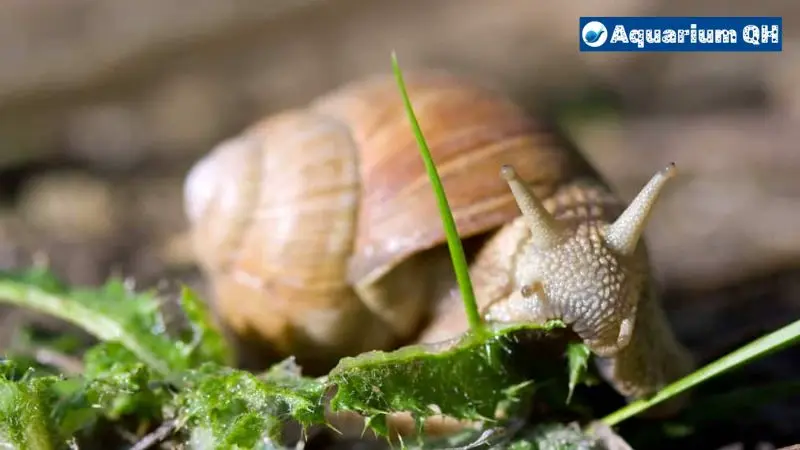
<box><xmin>115</xmin><ymin>425</ymin><xmax>139</xmax><ymax>444</ymax></box>
<box><xmin>443</xmin><ymin>428</ymin><xmax>502</xmax><ymax>450</ymax></box>
<box><xmin>587</xmin><ymin>422</ymin><xmax>634</xmax><ymax>450</ymax></box>
<box><xmin>30</xmin><ymin>347</ymin><xmax>85</xmax><ymax>375</ymax></box>
<box><xmin>443</xmin><ymin>419</ymin><xmax>526</xmax><ymax>450</ymax></box>
<box><xmin>66</xmin><ymin>437</ymin><xmax>80</xmax><ymax>450</ymax></box>
<box><xmin>129</xmin><ymin>420</ymin><xmax>177</xmax><ymax>450</ymax></box>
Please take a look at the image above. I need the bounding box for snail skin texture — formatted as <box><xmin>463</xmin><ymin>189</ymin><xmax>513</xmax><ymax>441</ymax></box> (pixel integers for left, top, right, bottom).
<box><xmin>183</xmin><ymin>71</ymin><xmax>694</xmax><ymax>417</ymax></box>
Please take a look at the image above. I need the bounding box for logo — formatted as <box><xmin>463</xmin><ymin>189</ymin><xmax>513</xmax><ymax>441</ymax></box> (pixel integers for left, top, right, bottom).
<box><xmin>582</xmin><ymin>21</ymin><xmax>608</xmax><ymax>47</ymax></box>
<box><xmin>579</xmin><ymin>17</ymin><xmax>781</xmax><ymax>52</ymax></box>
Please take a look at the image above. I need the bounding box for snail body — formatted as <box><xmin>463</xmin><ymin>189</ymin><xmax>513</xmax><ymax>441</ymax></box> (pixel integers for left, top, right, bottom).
<box><xmin>183</xmin><ymin>71</ymin><xmax>693</xmax><ymax>409</ymax></box>
<box><xmin>418</xmin><ymin>163</ymin><xmax>694</xmax><ymax>411</ymax></box>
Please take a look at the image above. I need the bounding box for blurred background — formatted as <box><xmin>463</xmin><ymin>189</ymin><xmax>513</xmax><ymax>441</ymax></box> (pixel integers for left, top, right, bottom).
<box><xmin>0</xmin><ymin>1</ymin><xmax>798</xmax><ymax>448</ymax></box>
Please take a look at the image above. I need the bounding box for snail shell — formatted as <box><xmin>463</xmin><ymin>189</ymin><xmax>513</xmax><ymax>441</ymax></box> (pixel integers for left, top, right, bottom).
<box><xmin>184</xmin><ymin>72</ymin><xmax>580</xmax><ymax>371</ymax></box>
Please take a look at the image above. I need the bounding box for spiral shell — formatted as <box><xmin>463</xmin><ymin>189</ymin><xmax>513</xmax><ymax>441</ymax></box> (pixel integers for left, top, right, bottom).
<box><xmin>183</xmin><ymin>72</ymin><xmax>585</xmax><ymax>370</ymax></box>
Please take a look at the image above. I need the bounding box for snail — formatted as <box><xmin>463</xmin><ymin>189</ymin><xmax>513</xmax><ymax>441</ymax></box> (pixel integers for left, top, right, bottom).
<box><xmin>183</xmin><ymin>71</ymin><xmax>694</xmax><ymax>417</ymax></box>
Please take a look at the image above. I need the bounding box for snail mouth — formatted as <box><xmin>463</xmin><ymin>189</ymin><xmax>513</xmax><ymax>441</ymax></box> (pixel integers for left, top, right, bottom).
<box><xmin>567</xmin><ymin>317</ymin><xmax>626</xmax><ymax>357</ymax></box>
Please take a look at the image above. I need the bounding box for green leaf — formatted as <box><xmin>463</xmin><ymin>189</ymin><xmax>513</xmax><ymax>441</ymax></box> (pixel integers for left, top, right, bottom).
<box><xmin>328</xmin><ymin>321</ymin><xmax>568</xmax><ymax>436</ymax></box>
<box><xmin>0</xmin><ymin>270</ymin><xmax>225</xmax><ymax>377</ymax></box>
<box><xmin>565</xmin><ymin>343</ymin><xmax>591</xmax><ymax>404</ymax></box>
<box><xmin>178</xmin><ymin>286</ymin><xmax>232</xmax><ymax>367</ymax></box>
<box><xmin>0</xmin><ymin>345</ymin><xmax>171</xmax><ymax>442</ymax></box>
<box><xmin>76</xmin><ymin>342</ymin><xmax>168</xmax><ymax>421</ymax></box>
<box><xmin>176</xmin><ymin>361</ymin><xmax>326</xmax><ymax>449</ymax></box>
<box><xmin>0</xmin><ymin>372</ymin><xmax>61</xmax><ymax>450</ymax></box>
<box><xmin>0</xmin><ymin>359</ymin><xmax>34</xmax><ymax>381</ymax></box>
<box><xmin>2</xmin><ymin>266</ymin><xmax>69</xmax><ymax>294</ymax></box>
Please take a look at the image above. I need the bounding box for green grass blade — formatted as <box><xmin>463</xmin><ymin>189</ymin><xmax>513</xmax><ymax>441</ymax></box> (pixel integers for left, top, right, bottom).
<box><xmin>602</xmin><ymin>317</ymin><xmax>800</xmax><ymax>426</ymax></box>
<box><xmin>390</xmin><ymin>52</ymin><xmax>483</xmax><ymax>335</ymax></box>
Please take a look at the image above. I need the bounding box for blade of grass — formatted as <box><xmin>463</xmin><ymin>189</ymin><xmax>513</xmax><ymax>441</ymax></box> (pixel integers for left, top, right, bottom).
<box><xmin>390</xmin><ymin>52</ymin><xmax>483</xmax><ymax>335</ymax></box>
<box><xmin>601</xmin><ymin>317</ymin><xmax>800</xmax><ymax>426</ymax></box>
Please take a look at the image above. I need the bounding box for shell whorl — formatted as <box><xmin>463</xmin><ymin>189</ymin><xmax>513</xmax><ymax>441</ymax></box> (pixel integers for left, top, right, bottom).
<box><xmin>183</xmin><ymin>110</ymin><xmax>400</xmax><ymax>369</ymax></box>
<box><xmin>183</xmin><ymin>71</ymin><xmax>594</xmax><ymax>369</ymax></box>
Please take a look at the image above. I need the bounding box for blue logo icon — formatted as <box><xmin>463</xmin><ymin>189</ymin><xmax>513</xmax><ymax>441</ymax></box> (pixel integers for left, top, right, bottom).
<box><xmin>582</xmin><ymin>21</ymin><xmax>608</xmax><ymax>47</ymax></box>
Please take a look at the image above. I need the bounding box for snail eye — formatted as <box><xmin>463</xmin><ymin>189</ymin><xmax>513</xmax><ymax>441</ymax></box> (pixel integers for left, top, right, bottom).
<box><xmin>520</xmin><ymin>281</ymin><xmax>543</xmax><ymax>298</ymax></box>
